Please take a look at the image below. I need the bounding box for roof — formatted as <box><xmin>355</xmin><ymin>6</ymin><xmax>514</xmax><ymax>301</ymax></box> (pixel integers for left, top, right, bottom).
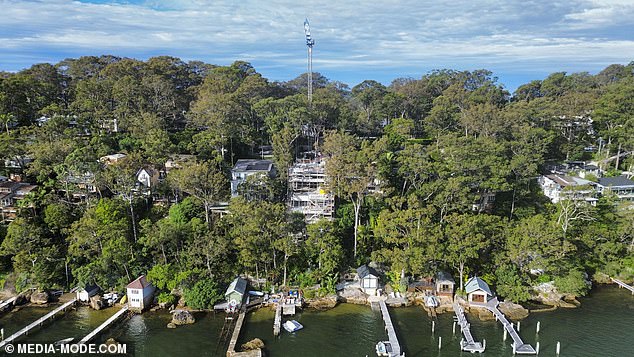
<box><xmin>598</xmin><ymin>176</ymin><xmax>634</xmax><ymax>188</ymax></box>
<box><xmin>232</xmin><ymin>159</ymin><xmax>274</xmax><ymax>173</ymax></box>
<box><xmin>357</xmin><ymin>265</ymin><xmax>379</xmax><ymax>280</ymax></box>
<box><xmin>81</xmin><ymin>284</ymin><xmax>100</xmax><ymax>295</ymax></box>
<box><xmin>436</xmin><ymin>271</ymin><xmax>455</xmax><ymax>284</ymax></box>
<box><xmin>127</xmin><ymin>275</ymin><xmax>151</xmax><ymax>289</ymax></box>
<box><xmin>225</xmin><ymin>277</ymin><xmax>248</xmax><ymax>296</ymax></box>
<box><xmin>465</xmin><ymin>276</ymin><xmax>493</xmax><ymax>296</ymax></box>
<box><xmin>545</xmin><ymin>175</ymin><xmax>591</xmax><ymax>187</ymax></box>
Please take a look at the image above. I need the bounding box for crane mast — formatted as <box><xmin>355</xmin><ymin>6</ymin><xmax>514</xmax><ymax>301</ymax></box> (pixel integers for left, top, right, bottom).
<box><xmin>304</xmin><ymin>18</ymin><xmax>315</xmax><ymax>103</ymax></box>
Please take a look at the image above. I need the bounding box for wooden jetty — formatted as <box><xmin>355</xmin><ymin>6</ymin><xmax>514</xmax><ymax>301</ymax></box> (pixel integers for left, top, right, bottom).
<box><xmin>79</xmin><ymin>305</ymin><xmax>129</xmax><ymax>343</ymax></box>
<box><xmin>226</xmin><ymin>311</ymin><xmax>262</xmax><ymax>357</ymax></box>
<box><xmin>611</xmin><ymin>277</ymin><xmax>634</xmax><ymax>295</ymax></box>
<box><xmin>378</xmin><ymin>300</ymin><xmax>404</xmax><ymax>357</ymax></box>
<box><xmin>0</xmin><ymin>296</ymin><xmax>17</xmax><ymax>312</ymax></box>
<box><xmin>273</xmin><ymin>304</ymin><xmax>282</xmax><ymax>336</ymax></box>
<box><xmin>485</xmin><ymin>298</ymin><xmax>536</xmax><ymax>354</ymax></box>
<box><xmin>452</xmin><ymin>302</ymin><xmax>485</xmax><ymax>353</ymax></box>
<box><xmin>0</xmin><ymin>298</ymin><xmax>77</xmax><ymax>348</ymax></box>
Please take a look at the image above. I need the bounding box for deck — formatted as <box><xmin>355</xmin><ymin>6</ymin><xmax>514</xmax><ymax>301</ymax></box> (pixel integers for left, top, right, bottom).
<box><xmin>79</xmin><ymin>305</ymin><xmax>129</xmax><ymax>343</ymax></box>
<box><xmin>484</xmin><ymin>298</ymin><xmax>536</xmax><ymax>354</ymax></box>
<box><xmin>611</xmin><ymin>278</ymin><xmax>634</xmax><ymax>294</ymax></box>
<box><xmin>378</xmin><ymin>300</ymin><xmax>404</xmax><ymax>357</ymax></box>
<box><xmin>0</xmin><ymin>298</ymin><xmax>77</xmax><ymax>348</ymax></box>
<box><xmin>273</xmin><ymin>304</ymin><xmax>282</xmax><ymax>336</ymax></box>
<box><xmin>453</xmin><ymin>302</ymin><xmax>485</xmax><ymax>353</ymax></box>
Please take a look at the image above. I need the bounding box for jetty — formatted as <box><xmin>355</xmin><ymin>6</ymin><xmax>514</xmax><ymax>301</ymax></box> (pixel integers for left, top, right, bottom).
<box><xmin>378</xmin><ymin>300</ymin><xmax>404</xmax><ymax>357</ymax></box>
<box><xmin>273</xmin><ymin>304</ymin><xmax>282</xmax><ymax>336</ymax></box>
<box><xmin>611</xmin><ymin>277</ymin><xmax>634</xmax><ymax>295</ymax></box>
<box><xmin>485</xmin><ymin>298</ymin><xmax>536</xmax><ymax>354</ymax></box>
<box><xmin>0</xmin><ymin>298</ymin><xmax>77</xmax><ymax>348</ymax></box>
<box><xmin>453</xmin><ymin>302</ymin><xmax>485</xmax><ymax>353</ymax></box>
<box><xmin>79</xmin><ymin>305</ymin><xmax>129</xmax><ymax>343</ymax></box>
<box><xmin>226</xmin><ymin>311</ymin><xmax>262</xmax><ymax>357</ymax></box>
<box><xmin>0</xmin><ymin>296</ymin><xmax>17</xmax><ymax>312</ymax></box>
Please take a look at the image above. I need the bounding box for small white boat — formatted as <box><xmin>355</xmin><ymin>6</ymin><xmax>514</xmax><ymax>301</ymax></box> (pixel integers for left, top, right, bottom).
<box><xmin>283</xmin><ymin>320</ymin><xmax>303</xmax><ymax>333</ymax></box>
<box><xmin>376</xmin><ymin>341</ymin><xmax>393</xmax><ymax>356</ymax></box>
<box><xmin>248</xmin><ymin>290</ymin><xmax>264</xmax><ymax>296</ymax></box>
<box><xmin>54</xmin><ymin>337</ymin><xmax>74</xmax><ymax>346</ymax></box>
<box><xmin>425</xmin><ymin>295</ymin><xmax>439</xmax><ymax>308</ymax></box>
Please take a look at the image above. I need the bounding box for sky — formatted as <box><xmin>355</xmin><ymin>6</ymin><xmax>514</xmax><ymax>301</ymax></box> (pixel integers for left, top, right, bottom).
<box><xmin>1</xmin><ymin>0</ymin><xmax>633</xmax><ymax>92</ymax></box>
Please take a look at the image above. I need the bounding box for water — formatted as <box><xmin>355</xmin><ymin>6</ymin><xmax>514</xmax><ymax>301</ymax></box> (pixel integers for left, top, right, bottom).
<box><xmin>2</xmin><ymin>285</ymin><xmax>633</xmax><ymax>356</ymax></box>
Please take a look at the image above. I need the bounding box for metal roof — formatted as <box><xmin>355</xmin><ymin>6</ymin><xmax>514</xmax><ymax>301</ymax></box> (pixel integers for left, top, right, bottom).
<box><xmin>465</xmin><ymin>276</ymin><xmax>493</xmax><ymax>296</ymax></box>
<box><xmin>357</xmin><ymin>265</ymin><xmax>379</xmax><ymax>280</ymax></box>
<box><xmin>225</xmin><ymin>277</ymin><xmax>247</xmax><ymax>296</ymax></box>
<box><xmin>598</xmin><ymin>176</ymin><xmax>634</xmax><ymax>188</ymax></box>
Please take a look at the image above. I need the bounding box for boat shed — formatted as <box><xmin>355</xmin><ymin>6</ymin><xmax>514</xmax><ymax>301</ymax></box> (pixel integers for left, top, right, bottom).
<box><xmin>435</xmin><ymin>271</ymin><xmax>455</xmax><ymax>296</ymax></box>
<box><xmin>465</xmin><ymin>276</ymin><xmax>494</xmax><ymax>304</ymax></box>
<box><xmin>76</xmin><ymin>284</ymin><xmax>100</xmax><ymax>302</ymax></box>
<box><xmin>357</xmin><ymin>265</ymin><xmax>380</xmax><ymax>296</ymax></box>
<box><xmin>225</xmin><ymin>277</ymin><xmax>248</xmax><ymax>308</ymax></box>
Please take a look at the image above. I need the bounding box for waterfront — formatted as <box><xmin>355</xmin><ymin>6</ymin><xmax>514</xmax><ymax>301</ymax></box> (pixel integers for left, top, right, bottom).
<box><xmin>1</xmin><ymin>285</ymin><xmax>633</xmax><ymax>356</ymax></box>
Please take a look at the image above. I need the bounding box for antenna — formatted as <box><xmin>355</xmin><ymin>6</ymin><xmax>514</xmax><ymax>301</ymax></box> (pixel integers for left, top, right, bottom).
<box><xmin>304</xmin><ymin>18</ymin><xmax>315</xmax><ymax>103</ymax></box>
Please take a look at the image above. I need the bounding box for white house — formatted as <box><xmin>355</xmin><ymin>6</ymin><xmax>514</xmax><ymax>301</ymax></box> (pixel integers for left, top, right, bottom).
<box><xmin>435</xmin><ymin>271</ymin><xmax>455</xmax><ymax>296</ymax></box>
<box><xmin>357</xmin><ymin>265</ymin><xmax>380</xmax><ymax>296</ymax></box>
<box><xmin>230</xmin><ymin>159</ymin><xmax>276</xmax><ymax>197</ymax></box>
<box><xmin>126</xmin><ymin>275</ymin><xmax>155</xmax><ymax>311</ymax></box>
<box><xmin>76</xmin><ymin>284</ymin><xmax>100</xmax><ymax>302</ymax></box>
<box><xmin>99</xmin><ymin>153</ymin><xmax>127</xmax><ymax>165</ymax></box>
<box><xmin>465</xmin><ymin>276</ymin><xmax>494</xmax><ymax>304</ymax></box>
<box><xmin>538</xmin><ymin>174</ymin><xmax>597</xmax><ymax>205</ymax></box>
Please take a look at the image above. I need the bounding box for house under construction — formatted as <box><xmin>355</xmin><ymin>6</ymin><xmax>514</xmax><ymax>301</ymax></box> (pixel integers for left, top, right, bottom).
<box><xmin>288</xmin><ymin>158</ymin><xmax>334</xmax><ymax>223</ymax></box>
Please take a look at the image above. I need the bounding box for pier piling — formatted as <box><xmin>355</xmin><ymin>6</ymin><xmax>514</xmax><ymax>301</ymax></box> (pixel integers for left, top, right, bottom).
<box><xmin>438</xmin><ymin>336</ymin><xmax>442</xmax><ymax>349</ymax></box>
<box><xmin>452</xmin><ymin>321</ymin><xmax>456</xmax><ymax>335</ymax></box>
<box><xmin>536</xmin><ymin>321</ymin><xmax>540</xmax><ymax>334</ymax></box>
<box><xmin>431</xmin><ymin>320</ymin><xmax>435</xmax><ymax>333</ymax></box>
<box><xmin>556</xmin><ymin>341</ymin><xmax>560</xmax><ymax>355</ymax></box>
<box><xmin>536</xmin><ymin>342</ymin><xmax>540</xmax><ymax>355</ymax></box>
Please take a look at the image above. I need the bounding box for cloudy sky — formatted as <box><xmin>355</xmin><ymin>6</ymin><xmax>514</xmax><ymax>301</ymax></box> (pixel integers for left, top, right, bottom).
<box><xmin>1</xmin><ymin>0</ymin><xmax>633</xmax><ymax>91</ymax></box>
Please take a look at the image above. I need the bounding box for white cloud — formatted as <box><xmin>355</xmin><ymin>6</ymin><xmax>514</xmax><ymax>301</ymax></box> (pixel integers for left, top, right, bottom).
<box><xmin>0</xmin><ymin>0</ymin><xmax>631</xmax><ymax>86</ymax></box>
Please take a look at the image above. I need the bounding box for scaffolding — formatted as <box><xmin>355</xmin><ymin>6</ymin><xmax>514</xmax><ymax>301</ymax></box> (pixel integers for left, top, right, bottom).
<box><xmin>288</xmin><ymin>159</ymin><xmax>334</xmax><ymax>223</ymax></box>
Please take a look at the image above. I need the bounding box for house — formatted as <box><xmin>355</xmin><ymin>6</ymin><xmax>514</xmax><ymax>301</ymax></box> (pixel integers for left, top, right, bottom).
<box><xmin>0</xmin><ymin>181</ymin><xmax>37</xmax><ymax>223</ymax></box>
<box><xmin>76</xmin><ymin>284</ymin><xmax>101</xmax><ymax>302</ymax></box>
<box><xmin>61</xmin><ymin>171</ymin><xmax>99</xmax><ymax>199</ymax></box>
<box><xmin>136</xmin><ymin>167</ymin><xmax>162</xmax><ymax>190</ymax></box>
<box><xmin>538</xmin><ymin>174</ymin><xmax>597</xmax><ymax>205</ymax></box>
<box><xmin>164</xmin><ymin>154</ymin><xmax>195</xmax><ymax>174</ymax></box>
<box><xmin>596</xmin><ymin>176</ymin><xmax>634</xmax><ymax>201</ymax></box>
<box><xmin>435</xmin><ymin>271</ymin><xmax>455</xmax><ymax>296</ymax></box>
<box><xmin>357</xmin><ymin>265</ymin><xmax>380</xmax><ymax>296</ymax></box>
<box><xmin>126</xmin><ymin>275</ymin><xmax>155</xmax><ymax>311</ymax></box>
<box><xmin>230</xmin><ymin>159</ymin><xmax>276</xmax><ymax>197</ymax></box>
<box><xmin>225</xmin><ymin>277</ymin><xmax>248</xmax><ymax>308</ymax></box>
<box><xmin>99</xmin><ymin>153</ymin><xmax>127</xmax><ymax>165</ymax></box>
<box><xmin>288</xmin><ymin>158</ymin><xmax>335</xmax><ymax>222</ymax></box>
<box><xmin>465</xmin><ymin>276</ymin><xmax>494</xmax><ymax>304</ymax></box>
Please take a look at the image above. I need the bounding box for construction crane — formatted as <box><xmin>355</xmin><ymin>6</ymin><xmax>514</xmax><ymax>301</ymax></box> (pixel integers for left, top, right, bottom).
<box><xmin>304</xmin><ymin>18</ymin><xmax>315</xmax><ymax>103</ymax></box>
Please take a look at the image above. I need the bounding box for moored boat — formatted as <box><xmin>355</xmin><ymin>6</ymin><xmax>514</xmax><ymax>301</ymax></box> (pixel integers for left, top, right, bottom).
<box><xmin>283</xmin><ymin>320</ymin><xmax>303</xmax><ymax>332</ymax></box>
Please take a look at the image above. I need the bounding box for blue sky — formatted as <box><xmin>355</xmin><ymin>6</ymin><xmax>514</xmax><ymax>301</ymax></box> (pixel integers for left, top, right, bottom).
<box><xmin>1</xmin><ymin>0</ymin><xmax>633</xmax><ymax>92</ymax></box>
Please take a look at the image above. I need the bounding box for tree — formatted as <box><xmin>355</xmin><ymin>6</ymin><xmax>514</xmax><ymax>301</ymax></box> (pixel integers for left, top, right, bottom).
<box><xmin>169</xmin><ymin>158</ymin><xmax>228</xmax><ymax>226</ymax></box>
<box><xmin>305</xmin><ymin>220</ymin><xmax>344</xmax><ymax>277</ymax></box>
<box><xmin>184</xmin><ymin>278</ymin><xmax>223</xmax><ymax>309</ymax></box>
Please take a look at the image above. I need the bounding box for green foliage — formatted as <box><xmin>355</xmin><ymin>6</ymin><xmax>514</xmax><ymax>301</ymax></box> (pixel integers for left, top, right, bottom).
<box><xmin>184</xmin><ymin>278</ymin><xmax>222</xmax><ymax>310</ymax></box>
<box><xmin>495</xmin><ymin>264</ymin><xmax>530</xmax><ymax>303</ymax></box>
<box><xmin>554</xmin><ymin>270</ymin><xmax>591</xmax><ymax>296</ymax></box>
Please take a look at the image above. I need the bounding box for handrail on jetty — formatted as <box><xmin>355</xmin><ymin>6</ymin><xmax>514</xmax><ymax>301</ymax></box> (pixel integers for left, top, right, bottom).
<box><xmin>79</xmin><ymin>305</ymin><xmax>129</xmax><ymax>344</ymax></box>
<box><xmin>0</xmin><ymin>298</ymin><xmax>77</xmax><ymax>348</ymax></box>
<box><xmin>453</xmin><ymin>302</ymin><xmax>485</xmax><ymax>353</ymax></box>
<box><xmin>378</xmin><ymin>300</ymin><xmax>404</xmax><ymax>357</ymax></box>
<box><xmin>485</xmin><ymin>298</ymin><xmax>536</xmax><ymax>354</ymax></box>
<box><xmin>611</xmin><ymin>278</ymin><xmax>634</xmax><ymax>295</ymax></box>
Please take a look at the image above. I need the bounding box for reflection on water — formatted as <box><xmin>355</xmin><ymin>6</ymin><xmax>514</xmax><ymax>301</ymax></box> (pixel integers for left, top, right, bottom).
<box><xmin>2</xmin><ymin>285</ymin><xmax>633</xmax><ymax>357</ymax></box>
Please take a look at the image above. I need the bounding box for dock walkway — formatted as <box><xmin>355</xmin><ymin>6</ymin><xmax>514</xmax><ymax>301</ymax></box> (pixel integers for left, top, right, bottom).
<box><xmin>378</xmin><ymin>300</ymin><xmax>404</xmax><ymax>357</ymax></box>
<box><xmin>453</xmin><ymin>302</ymin><xmax>485</xmax><ymax>353</ymax></box>
<box><xmin>273</xmin><ymin>304</ymin><xmax>282</xmax><ymax>336</ymax></box>
<box><xmin>227</xmin><ymin>312</ymin><xmax>262</xmax><ymax>357</ymax></box>
<box><xmin>484</xmin><ymin>298</ymin><xmax>536</xmax><ymax>354</ymax></box>
<box><xmin>79</xmin><ymin>305</ymin><xmax>129</xmax><ymax>343</ymax></box>
<box><xmin>611</xmin><ymin>278</ymin><xmax>634</xmax><ymax>294</ymax></box>
<box><xmin>0</xmin><ymin>298</ymin><xmax>77</xmax><ymax>348</ymax></box>
<box><xmin>0</xmin><ymin>296</ymin><xmax>17</xmax><ymax>312</ymax></box>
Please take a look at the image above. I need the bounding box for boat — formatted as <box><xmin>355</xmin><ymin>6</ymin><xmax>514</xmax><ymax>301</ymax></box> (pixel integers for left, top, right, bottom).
<box><xmin>375</xmin><ymin>341</ymin><xmax>393</xmax><ymax>356</ymax></box>
<box><xmin>283</xmin><ymin>320</ymin><xmax>303</xmax><ymax>333</ymax></box>
<box><xmin>54</xmin><ymin>337</ymin><xmax>74</xmax><ymax>346</ymax></box>
<box><xmin>248</xmin><ymin>290</ymin><xmax>264</xmax><ymax>296</ymax></box>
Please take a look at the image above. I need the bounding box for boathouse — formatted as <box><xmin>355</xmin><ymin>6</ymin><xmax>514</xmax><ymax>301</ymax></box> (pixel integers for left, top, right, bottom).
<box><xmin>435</xmin><ymin>271</ymin><xmax>455</xmax><ymax>296</ymax></box>
<box><xmin>357</xmin><ymin>265</ymin><xmax>380</xmax><ymax>296</ymax></box>
<box><xmin>76</xmin><ymin>284</ymin><xmax>100</xmax><ymax>302</ymax></box>
<box><xmin>465</xmin><ymin>276</ymin><xmax>494</xmax><ymax>304</ymax></box>
<box><xmin>126</xmin><ymin>275</ymin><xmax>155</xmax><ymax>311</ymax></box>
<box><xmin>225</xmin><ymin>277</ymin><xmax>248</xmax><ymax>308</ymax></box>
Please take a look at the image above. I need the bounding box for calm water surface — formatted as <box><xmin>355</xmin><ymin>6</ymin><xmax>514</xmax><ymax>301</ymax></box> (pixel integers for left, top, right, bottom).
<box><xmin>2</xmin><ymin>285</ymin><xmax>633</xmax><ymax>356</ymax></box>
